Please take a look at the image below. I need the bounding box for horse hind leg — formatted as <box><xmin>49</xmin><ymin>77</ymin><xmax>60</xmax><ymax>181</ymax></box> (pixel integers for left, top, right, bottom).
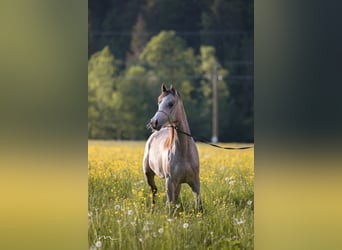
<box><xmin>173</xmin><ymin>183</ymin><xmax>183</xmax><ymax>215</ymax></box>
<box><xmin>174</xmin><ymin>183</ymin><xmax>181</xmax><ymax>203</ymax></box>
<box><xmin>189</xmin><ymin>180</ymin><xmax>202</xmax><ymax>213</ymax></box>
<box><xmin>165</xmin><ymin>178</ymin><xmax>183</xmax><ymax>215</ymax></box>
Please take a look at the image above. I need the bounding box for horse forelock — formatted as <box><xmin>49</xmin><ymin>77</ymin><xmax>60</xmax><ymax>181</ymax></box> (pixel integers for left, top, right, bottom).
<box><xmin>158</xmin><ymin>90</ymin><xmax>172</xmax><ymax>103</ymax></box>
<box><xmin>158</xmin><ymin>87</ymin><xmax>182</xmax><ymax>104</ymax></box>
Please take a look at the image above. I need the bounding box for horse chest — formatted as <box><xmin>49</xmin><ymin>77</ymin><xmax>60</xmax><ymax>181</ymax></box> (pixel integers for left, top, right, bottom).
<box><xmin>164</xmin><ymin>153</ymin><xmax>190</xmax><ymax>178</ymax></box>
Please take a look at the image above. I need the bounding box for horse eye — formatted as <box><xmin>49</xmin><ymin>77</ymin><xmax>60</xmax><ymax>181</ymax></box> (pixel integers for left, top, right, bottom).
<box><xmin>168</xmin><ymin>102</ymin><xmax>174</xmax><ymax>108</ymax></box>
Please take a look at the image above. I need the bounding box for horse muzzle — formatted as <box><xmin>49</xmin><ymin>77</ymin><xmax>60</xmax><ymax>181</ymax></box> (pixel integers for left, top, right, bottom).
<box><xmin>150</xmin><ymin>118</ymin><xmax>162</xmax><ymax>130</ymax></box>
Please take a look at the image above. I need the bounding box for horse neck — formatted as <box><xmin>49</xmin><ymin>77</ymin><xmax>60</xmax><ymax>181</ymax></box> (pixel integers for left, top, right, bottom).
<box><xmin>173</xmin><ymin>101</ymin><xmax>192</xmax><ymax>155</ymax></box>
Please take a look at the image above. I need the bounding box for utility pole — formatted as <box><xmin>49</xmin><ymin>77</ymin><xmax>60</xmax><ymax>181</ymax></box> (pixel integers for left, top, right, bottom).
<box><xmin>211</xmin><ymin>64</ymin><xmax>218</xmax><ymax>143</ymax></box>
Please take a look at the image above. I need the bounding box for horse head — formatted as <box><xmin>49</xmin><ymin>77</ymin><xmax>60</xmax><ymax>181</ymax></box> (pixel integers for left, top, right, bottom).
<box><xmin>150</xmin><ymin>84</ymin><xmax>180</xmax><ymax>130</ymax></box>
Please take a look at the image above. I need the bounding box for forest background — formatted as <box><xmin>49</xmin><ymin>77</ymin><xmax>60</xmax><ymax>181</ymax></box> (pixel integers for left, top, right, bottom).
<box><xmin>88</xmin><ymin>0</ymin><xmax>253</xmax><ymax>142</ymax></box>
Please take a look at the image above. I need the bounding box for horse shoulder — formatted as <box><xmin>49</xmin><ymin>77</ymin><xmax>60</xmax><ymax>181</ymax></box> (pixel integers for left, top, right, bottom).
<box><xmin>143</xmin><ymin>132</ymin><xmax>162</xmax><ymax>166</ymax></box>
<box><xmin>145</xmin><ymin>129</ymin><xmax>170</xmax><ymax>178</ymax></box>
<box><xmin>143</xmin><ymin>134</ymin><xmax>153</xmax><ymax>172</ymax></box>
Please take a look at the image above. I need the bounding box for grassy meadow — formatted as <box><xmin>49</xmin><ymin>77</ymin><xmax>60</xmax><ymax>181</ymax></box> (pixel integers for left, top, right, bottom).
<box><xmin>88</xmin><ymin>140</ymin><xmax>254</xmax><ymax>249</ymax></box>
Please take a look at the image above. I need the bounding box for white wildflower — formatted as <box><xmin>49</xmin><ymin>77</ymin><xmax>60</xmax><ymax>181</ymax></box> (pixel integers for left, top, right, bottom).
<box><xmin>247</xmin><ymin>200</ymin><xmax>253</xmax><ymax>206</ymax></box>
<box><xmin>234</xmin><ymin>218</ymin><xmax>245</xmax><ymax>225</ymax></box>
<box><xmin>183</xmin><ymin>223</ymin><xmax>189</xmax><ymax>229</ymax></box>
<box><xmin>225</xmin><ymin>177</ymin><xmax>235</xmax><ymax>184</ymax></box>
<box><xmin>158</xmin><ymin>228</ymin><xmax>164</xmax><ymax>234</ymax></box>
<box><xmin>95</xmin><ymin>240</ymin><xmax>102</xmax><ymax>248</ymax></box>
<box><xmin>127</xmin><ymin>209</ymin><xmax>133</xmax><ymax>216</ymax></box>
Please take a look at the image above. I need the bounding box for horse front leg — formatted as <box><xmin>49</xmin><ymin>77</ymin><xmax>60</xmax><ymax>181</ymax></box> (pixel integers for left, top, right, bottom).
<box><xmin>144</xmin><ymin>171</ymin><xmax>158</xmax><ymax>205</ymax></box>
<box><xmin>165</xmin><ymin>177</ymin><xmax>174</xmax><ymax>203</ymax></box>
<box><xmin>166</xmin><ymin>177</ymin><xmax>178</xmax><ymax>214</ymax></box>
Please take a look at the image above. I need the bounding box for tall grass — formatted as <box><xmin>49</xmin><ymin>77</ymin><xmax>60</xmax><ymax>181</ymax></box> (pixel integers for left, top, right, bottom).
<box><xmin>88</xmin><ymin>141</ymin><xmax>254</xmax><ymax>249</ymax></box>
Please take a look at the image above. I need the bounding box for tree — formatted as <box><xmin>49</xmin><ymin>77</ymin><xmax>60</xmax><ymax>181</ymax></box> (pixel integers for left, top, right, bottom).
<box><xmin>88</xmin><ymin>0</ymin><xmax>143</xmax><ymax>59</ymax></box>
<box><xmin>88</xmin><ymin>0</ymin><xmax>254</xmax><ymax>141</ymax></box>
<box><xmin>199</xmin><ymin>0</ymin><xmax>254</xmax><ymax>141</ymax></box>
<box><xmin>138</xmin><ymin>31</ymin><xmax>204</xmax><ymax>134</ymax></box>
<box><xmin>126</xmin><ymin>13</ymin><xmax>148</xmax><ymax>63</ymax></box>
<box><xmin>88</xmin><ymin>46</ymin><xmax>118</xmax><ymax>138</ymax></box>
<box><xmin>142</xmin><ymin>0</ymin><xmax>205</xmax><ymax>50</ymax></box>
<box><xmin>139</xmin><ymin>31</ymin><xmax>195</xmax><ymax>75</ymax></box>
<box><xmin>138</xmin><ymin>30</ymin><xmax>199</xmax><ymax>95</ymax></box>
<box><xmin>116</xmin><ymin>65</ymin><xmax>154</xmax><ymax>139</ymax></box>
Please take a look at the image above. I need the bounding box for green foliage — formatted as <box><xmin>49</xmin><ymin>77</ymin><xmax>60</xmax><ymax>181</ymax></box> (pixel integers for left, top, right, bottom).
<box><xmin>139</xmin><ymin>30</ymin><xmax>195</xmax><ymax>76</ymax></box>
<box><xmin>138</xmin><ymin>31</ymin><xmax>203</xmax><ymax>132</ymax></box>
<box><xmin>116</xmin><ymin>66</ymin><xmax>152</xmax><ymax>139</ymax></box>
<box><xmin>88</xmin><ymin>32</ymin><xmax>236</xmax><ymax>141</ymax></box>
<box><xmin>88</xmin><ymin>46</ymin><xmax>119</xmax><ymax>138</ymax></box>
<box><xmin>88</xmin><ymin>0</ymin><xmax>254</xmax><ymax>141</ymax></box>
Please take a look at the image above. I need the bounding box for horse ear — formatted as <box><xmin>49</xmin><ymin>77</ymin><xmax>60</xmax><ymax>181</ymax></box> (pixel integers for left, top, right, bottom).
<box><xmin>161</xmin><ymin>83</ymin><xmax>167</xmax><ymax>92</ymax></box>
<box><xmin>170</xmin><ymin>84</ymin><xmax>176</xmax><ymax>94</ymax></box>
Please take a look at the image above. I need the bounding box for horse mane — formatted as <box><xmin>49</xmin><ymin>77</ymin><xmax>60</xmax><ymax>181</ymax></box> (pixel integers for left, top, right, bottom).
<box><xmin>158</xmin><ymin>87</ymin><xmax>182</xmax><ymax>149</ymax></box>
<box><xmin>164</xmin><ymin>126</ymin><xmax>175</xmax><ymax>149</ymax></box>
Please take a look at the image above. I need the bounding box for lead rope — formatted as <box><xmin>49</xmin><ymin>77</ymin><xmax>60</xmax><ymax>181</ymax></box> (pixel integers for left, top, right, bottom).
<box><xmin>169</xmin><ymin>125</ymin><xmax>254</xmax><ymax>150</ymax></box>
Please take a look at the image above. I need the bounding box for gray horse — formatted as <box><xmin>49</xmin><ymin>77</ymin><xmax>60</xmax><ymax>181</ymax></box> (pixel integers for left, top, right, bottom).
<box><xmin>143</xmin><ymin>84</ymin><xmax>202</xmax><ymax>212</ymax></box>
